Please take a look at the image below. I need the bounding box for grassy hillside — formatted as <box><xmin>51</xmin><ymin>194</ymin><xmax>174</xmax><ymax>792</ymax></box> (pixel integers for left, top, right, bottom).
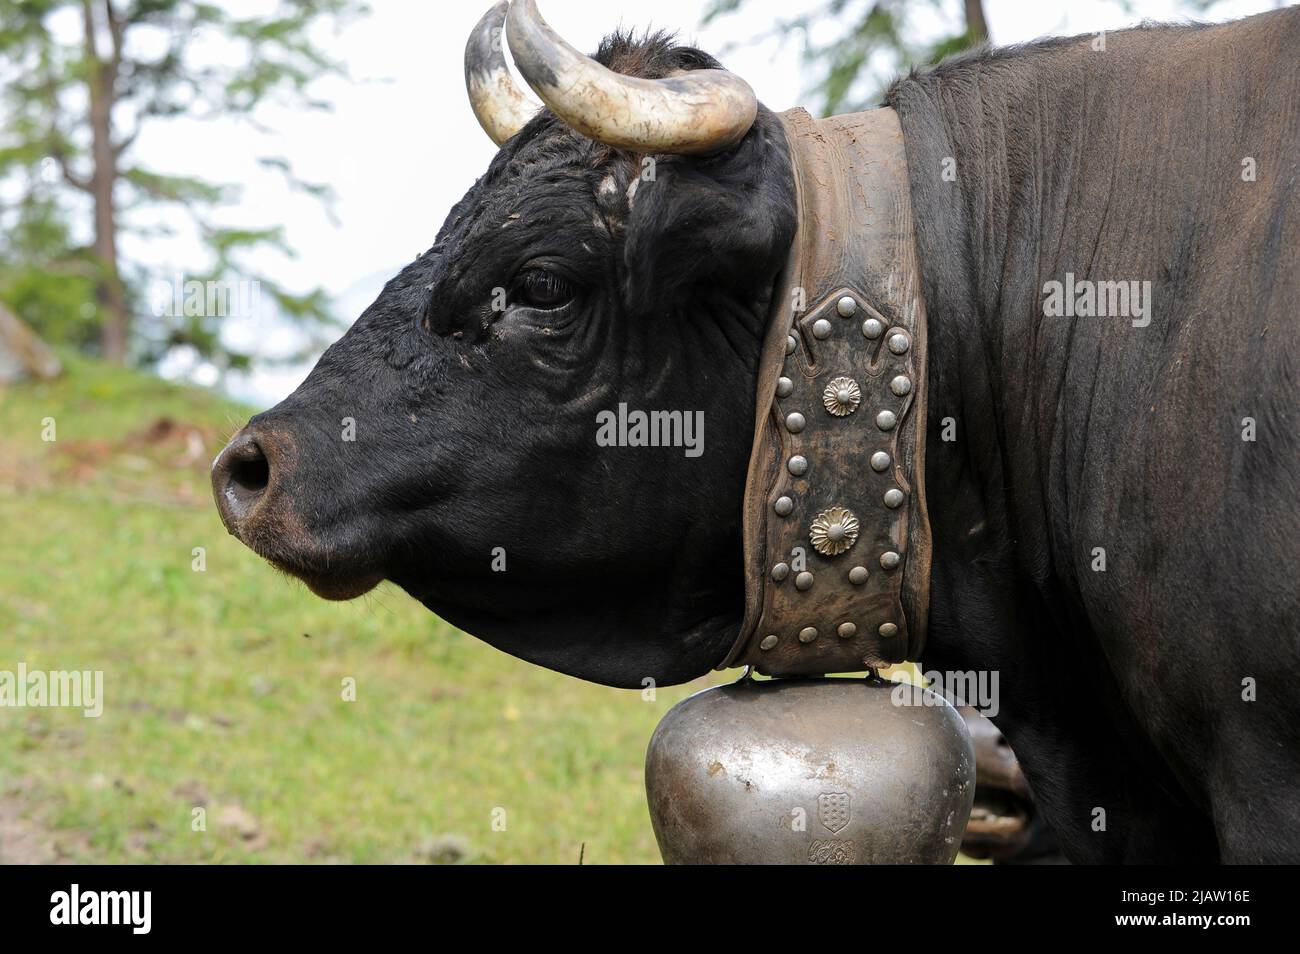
<box><xmin>0</xmin><ymin>356</ymin><xmax>723</xmax><ymax>863</ymax></box>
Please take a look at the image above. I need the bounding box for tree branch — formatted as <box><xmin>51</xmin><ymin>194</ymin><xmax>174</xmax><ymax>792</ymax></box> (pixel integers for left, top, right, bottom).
<box><xmin>49</xmin><ymin>144</ymin><xmax>93</xmax><ymax>194</ymax></box>
<box><xmin>105</xmin><ymin>0</ymin><xmax>125</xmax><ymax>71</ymax></box>
<box><xmin>112</xmin><ymin>124</ymin><xmax>139</xmax><ymax>159</ymax></box>
<box><xmin>80</xmin><ymin>0</ymin><xmax>99</xmax><ymax>62</ymax></box>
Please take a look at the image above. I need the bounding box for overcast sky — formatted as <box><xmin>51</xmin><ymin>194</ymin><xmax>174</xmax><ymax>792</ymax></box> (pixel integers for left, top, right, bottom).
<box><xmin>122</xmin><ymin>0</ymin><xmax>1276</xmax><ymax>402</ymax></box>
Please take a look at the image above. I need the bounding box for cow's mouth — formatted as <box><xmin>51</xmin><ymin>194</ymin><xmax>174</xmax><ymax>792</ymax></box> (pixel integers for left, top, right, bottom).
<box><xmin>238</xmin><ymin>526</ymin><xmax>384</xmax><ymax>601</ymax></box>
<box><xmin>268</xmin><ymin>558</ymin><xmax>383</xmax><ymax>601</ymax></box>
<box><xmin>961</xmin><ymin>788</ymin><xmax>1031</xmax><ymax>856</ymax></box>
<box><xmin>237</xmin><ymin>513</ymin><xmax>384</xmax><ymax>601</ymax></box>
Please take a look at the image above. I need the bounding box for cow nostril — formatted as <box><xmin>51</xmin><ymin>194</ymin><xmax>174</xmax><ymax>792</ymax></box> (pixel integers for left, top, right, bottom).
<box><xmin>213</xmin><ymin>432</ymin><xmax>275</xmax><ymax>530</ymax></box>
<box><xmin>228</xmin><ymin>450</ymin><xmax>270</xmax><ymax>500</ymax></box>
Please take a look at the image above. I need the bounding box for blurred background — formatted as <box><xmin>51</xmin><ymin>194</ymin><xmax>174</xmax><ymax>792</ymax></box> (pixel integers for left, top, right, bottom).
<box><xmin>0</xmin><ymin>0</ymin><xmax>1283</xmax><ymax>863</ymax></box>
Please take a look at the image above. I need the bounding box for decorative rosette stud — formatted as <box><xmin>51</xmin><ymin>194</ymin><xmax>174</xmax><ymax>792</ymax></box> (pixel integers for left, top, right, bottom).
<box><xmin>822</xmin><ymin>376</ymin><xmax>861</xmax><ymax>417</ymax></box>
<box><xmin>809</xmin><ymin>506</ymin><xmax>860</xmax><ymax>556</ymax></box>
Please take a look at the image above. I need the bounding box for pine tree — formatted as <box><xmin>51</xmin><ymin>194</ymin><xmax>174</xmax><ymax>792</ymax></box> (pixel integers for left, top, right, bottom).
<box><xmin>0</xmin><ymin>0</ymin><xmax>364</xmax><ymax>366</ymax></box>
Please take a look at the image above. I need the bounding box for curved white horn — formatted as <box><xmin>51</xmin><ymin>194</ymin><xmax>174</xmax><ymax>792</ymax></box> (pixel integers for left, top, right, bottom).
<box><xmin>465</xmin><ymin>2</ymin><xmax>541</xmax><ymax>146</ymax></box>
<box><xmin>505</xmin><ymin>0</ymin><xmax>758</xmax><ymax>155</ymax></box>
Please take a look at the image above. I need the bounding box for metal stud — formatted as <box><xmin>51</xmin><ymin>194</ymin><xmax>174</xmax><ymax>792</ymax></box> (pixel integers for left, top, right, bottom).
<box><xmin>810</xmin><ymin>506</ymin><xmax>860</xmax><ymax>557</ymax></box>
<box><xmin>861</xmin><ymin>318</ymin><xmax>883</xmax><ymax>339</ymax></box>
<box><xmin>760</xmin><ymin>634</ymin><xmax>779</xmax><ymax>651</ymax></box>
<box><xmin>798</xmin><ymin>626</ymin><xmax>818</xmax><ymax>644</ymax></box>
<box><xmin>880</xmin><ymin>550</ymin><xmax>901</xmax><ymax>570</ymax></box>
<box><xmin>878</xmin><ymin>622</ymin><xmax>899</xmax><ymax>638</ymax></box>
<box><xmin>888</xmin><ymin>332</ymin><xmax>910</xmax><ymax>355</ymax></box>
<box><xmin>883</xmin><ymin>488</ymin><xmax>906</xmax><ymax>509</ymax></box>
<box><xmin>812</xmin><ymin>318</ymin><xmax>832</xmax><ymax>340</ymax></box>
<box><xmin>795</xmin><ymin>571</ymin><xmax>814</xmax><ymax>591</ymax></box>
<box><xmin>785</xmin><ymin>412</ymin><xmax>806</xmax><ymax>433</ymax></box>
<box><xmin>890</xmin><ymin>375</ymin><xmax>912</xmax><ymax>396</ymax></box>
<box><xmin>875</xmin><ymin>409</ymin><xmax>897</xmax><ymax>431</ymax></box>
<box><xmin>776</xmin><ymin>376</ymin><xmax>794</xmax><ymax>398</ymax></box>
<box><xmin>822</xmin><ymin>376</ymin><xmax>861</xmax><ymax>417</ymax></box>
<box><xmin>774</xmin><ymin>496</ymin><xmax>794</xmax><ymax>516</ymax></box>
<box><xmin>785</xmin><ymin>335</ymin><xmax>797</xmax><ymax>355</ymax></box>
<box><xmin>836</xmin><ymin>295</ymin><xmax>857</xmax><ymax>317</ymax></box>
<box><xmin>837</xmin><ymin>622</ymin><xmax>857</xmax><ymax>639</ymax></box>
<box><xmin>848</xmin><ymin>566</ymin><xmax>869</xmax><ymax>585</ymax></box>
<box><xmin>771</xmin><ymin>562</ymin><xmax>790</xmax><ymax>582</ymax></box>
<box><xmin>787</xmin><ymin>455</ymin><xmax>808</xmax><ymax>476</ymax></box>
<box><xmin>870</xmin><ymin>451</ymin><xmax>891</xmax><ymax>472</ymax></box>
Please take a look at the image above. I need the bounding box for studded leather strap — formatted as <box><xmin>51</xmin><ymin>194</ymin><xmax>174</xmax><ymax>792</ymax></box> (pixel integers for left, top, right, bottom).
<box><xmin>720</xmin><ymin>106</ymin><xmax>932</xmax><ymax>677</ymax></box>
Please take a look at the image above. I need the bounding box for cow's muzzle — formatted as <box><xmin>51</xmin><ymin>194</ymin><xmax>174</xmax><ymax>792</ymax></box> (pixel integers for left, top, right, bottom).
<box><xmin>211</xmin><ymin>425</ymin><xmax>381</xmax><ymax>600</ymax></box>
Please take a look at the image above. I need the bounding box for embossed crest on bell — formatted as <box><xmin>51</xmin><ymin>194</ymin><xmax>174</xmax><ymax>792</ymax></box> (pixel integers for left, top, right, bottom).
<box><xmin>809</xmin><ymin>506</ymin><xmax>859</xmax><ymax>556</ymax></box>
<box><xmin>645</xmin><ymin>677</ymin><xmax>975</xmax><ymax>864</ymax></box>
<box><xmin>818</xmin><ymin>792</ymin><xmax>851</xmax><ymax>833</ymax></box>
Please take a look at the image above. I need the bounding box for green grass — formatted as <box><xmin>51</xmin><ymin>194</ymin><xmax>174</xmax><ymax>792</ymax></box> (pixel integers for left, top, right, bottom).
<box><xmin>0</xmin><ymin>356</ymin><xmax>723</xmax><ymax>863</ymax></box>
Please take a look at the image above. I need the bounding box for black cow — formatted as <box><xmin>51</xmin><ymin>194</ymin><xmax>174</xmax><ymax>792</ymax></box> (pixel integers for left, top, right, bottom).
<box><xmin>213</xmin><ymin>3</ymin><xmax>1300</xmax><ymax>863</ymax></box>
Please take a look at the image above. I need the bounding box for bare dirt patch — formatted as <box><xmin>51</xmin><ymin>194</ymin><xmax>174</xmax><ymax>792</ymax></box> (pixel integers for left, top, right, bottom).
<box><xmin>0</xmin><ymin>792</ymin><xmax>63</xmax><ymax>864</ymax></box>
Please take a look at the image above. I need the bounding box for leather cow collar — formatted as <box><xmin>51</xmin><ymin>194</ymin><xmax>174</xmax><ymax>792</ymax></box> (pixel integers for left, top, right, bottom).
<box><xmin>720</xmin><ymin>106</ymin><xmax>933</xmax><ymax>678</ymax></box>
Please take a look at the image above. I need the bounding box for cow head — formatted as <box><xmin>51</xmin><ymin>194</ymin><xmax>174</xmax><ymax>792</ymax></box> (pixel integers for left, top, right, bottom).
<box><xmin>211</xmin><ymin>1</ymin><xmax>796</xmax><ymax>687</ymax></box>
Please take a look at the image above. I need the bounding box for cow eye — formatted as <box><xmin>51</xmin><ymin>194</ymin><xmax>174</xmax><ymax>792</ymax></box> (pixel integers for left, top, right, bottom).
<box><xmin>514</xmin><ymin>269</ymin><xmax>574</xmax><ymax>310</ymax></box>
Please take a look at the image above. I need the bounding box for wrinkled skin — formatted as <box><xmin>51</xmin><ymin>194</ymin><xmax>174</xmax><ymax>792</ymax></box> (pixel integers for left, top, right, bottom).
<box><xmin>213</xmin><ymin>37</ymin><xmax>796</xmax><ymax>688</ymax></box>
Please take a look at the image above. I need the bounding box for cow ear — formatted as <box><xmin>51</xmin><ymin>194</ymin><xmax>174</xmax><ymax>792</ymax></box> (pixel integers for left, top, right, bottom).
<box><xmin>622</xmin><ymin>109</ymin><xmax>796</xmax><ymax>314</ymax></box>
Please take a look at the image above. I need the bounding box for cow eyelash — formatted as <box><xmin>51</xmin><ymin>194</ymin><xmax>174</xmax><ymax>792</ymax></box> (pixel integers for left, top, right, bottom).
<box><xmin>512</xmin><ymin>268</ymin><xmax>575</xmax><ymax>311</ymax></box>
